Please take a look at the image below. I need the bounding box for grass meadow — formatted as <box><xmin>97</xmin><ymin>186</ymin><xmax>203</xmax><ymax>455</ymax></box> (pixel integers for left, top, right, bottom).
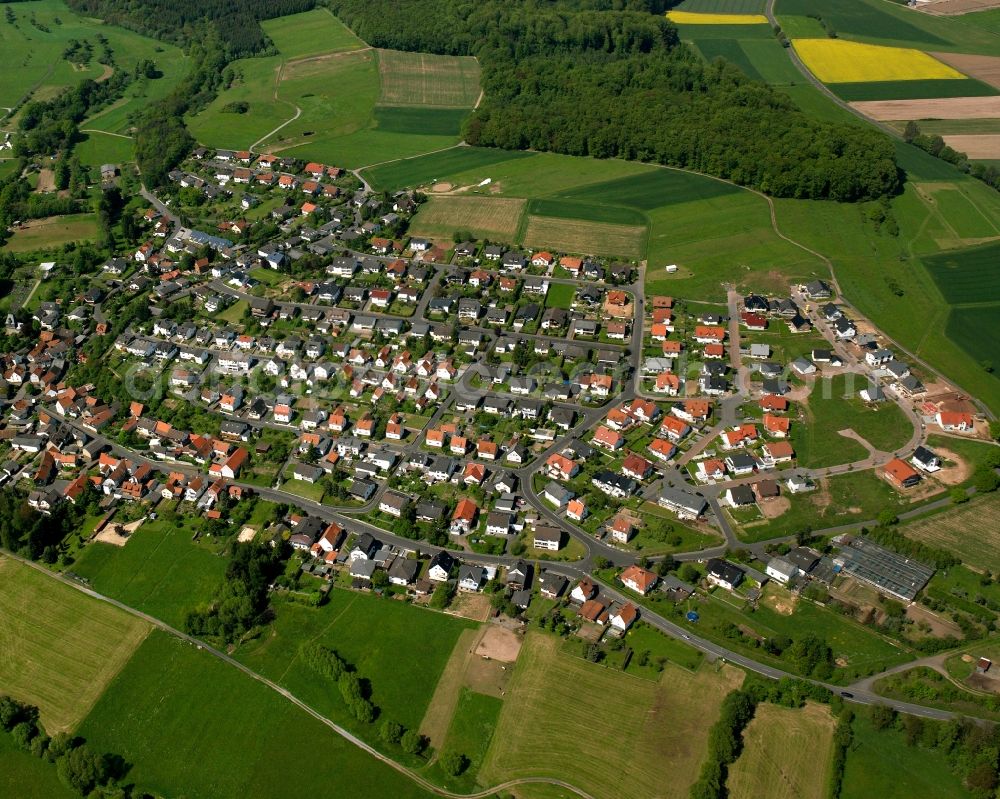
<box><xmin>6</xmin><ymin>213</ymin><xmax>99</xmax><ymax>253</ymax></box>
<box><xmin>676</xmin><ymin>0</ymin><xmax>766</xmax><ymax>11</ymax></box>
<box><xmin>841</xmin><ymin>715</ymin><xmax>972</xmax><ymax>799</ymax></box>
<box><xmin>234</xmin><ymin>587</ymin><xmax>476</xmax><ymax>733</ymax></box>
<box><xmin>0</xmin><ymin>0</ymin><xmax>187</xmax><ymax>109</ymax></box>
<box><xmin>73</xmin><ymin>130</ymin><xmax>134</xmax><ymax>165</ymax></box>
<box><xmin>69</xmin><ymin>516</ymin><xmax>228</xmax><ymax>630</ymax></box>
<box><xmin>261</xmin><ymin>8</ymin><xmax>365</xmax><ymax>58</ymax></box>
<box><xmin>438</xmin><ymin>689</ymin><xmax>503</xmax><ymax>780</ymax></box>
<box><xmin>408</xmin><ymin>195</ymin><xmax>526</xmax><ymax>241</ymax></box>
<box><xmin>0</xmin><ymin>734</ymin><xmax>76</xmax><ymax>799</ymax></box>
<box><xmin>80</xmin><ymin>631</ymin><xmax>436</xmax><ymax>799</ymax></box>
<box><xmin>522</xmin><ymin>215</ymin><xmax>646</xmax><ymax>259</ymax></box>
<box><xmin>831</xmin><ymin>78</ymin><xmax>998</xmax><ymax>102</ymax></box>
<box><xmin>376</xmin><ymin>49</ymin><xmax>481</xmax><ymax>107</ymax></box>
<box><xmin>727</xmin><ymin>702</ymin><xmax>835</xmax><ymax>799</ymax></box>
<box><xmin>479</xmin><ymin>632</ymin><xmax>743</xmax><ymax>799</ymax></box>
<box><xmin>0</xmin><ymin>556</ymin><xmax>149</xmax><ymax>733</ymax></box>
<box><xmin>923</xmin><ymin>241</ymin><xmax>1000</xmax><ymax>304</ymax></box>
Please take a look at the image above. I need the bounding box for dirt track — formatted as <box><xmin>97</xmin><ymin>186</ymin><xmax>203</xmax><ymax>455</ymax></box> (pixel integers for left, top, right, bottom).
<box><xmin>943</xmin><ymin>134</ymin><xmax>1000</xmax><ymax>158</ymax></box>
<box><xmin>933</xmin><ymin>52</ymin><xmax>1000</xmax><ymax>89</ymax></box>
<box><xmin>851</xmin><ymin>96</ymin><xmax>1000</xmax><ymax>120</ymax></box>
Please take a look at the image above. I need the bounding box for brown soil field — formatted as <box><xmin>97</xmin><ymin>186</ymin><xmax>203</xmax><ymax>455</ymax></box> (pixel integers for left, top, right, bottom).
<box><xmin>943</xmin><ymin>134</ymin><xmax>1000</xmax><ymax>158</ymax></box>
<box><xmin>759</xmin><ymin>496</ymin><xmax>790</xmax><ymax>519</ymax></box>
<box><xmin>920</xmin><ymin>0</ymin><xmax>1000</xmax><ymax>14</ymax></box>
<box><xmin>933</xmin><ymin>52</ymin><xmax>1000</xmax><ymax>89</ymax></box>
<box><xmin>851</xmin><ymin>96</ymin><xmax>1000</xmax><ymax>120</ymax></box>
<box><xmin>409</xmin><ymin>195</ymin><xmax>525</xmax><ymax>242</ymax></box>
<box><xmin>475</xmin><ymin>624</ymin><xmax>522</xmax><ymax>662</ymax></box>
<box><xmin>35</xmin><ymin>169</ymin><xmax>55</xmax><ymax>193</ymax></box>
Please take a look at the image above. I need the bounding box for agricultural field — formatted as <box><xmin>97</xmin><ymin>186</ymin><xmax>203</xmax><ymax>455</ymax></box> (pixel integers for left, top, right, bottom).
<box><xmin>69</xmin><ymin>516</ymin><xmax>228</xmax><ymax>631</ymax></box>
<box><xmin>727</xmin><ymin>702</ymin><xmax>835</xmax><ymax>799</ymax></box>
<box><xmin>80</xmin><ymin>631</ymin><xmax>436</xmax><ymax>799</ymax></box>
<box><xmin>408</xmin><ymin>195</ymin><xmax>525</xmax><ymax>242</ymax></box>
<box><xmin>0</xmin><ymin>556</ymin><xmax>149</xmax><ymax>733</ymax></box>
<box><xmin>942</xmin><ymin>134</ymin><xmax>1000</xmax><ymax>158</ymax></box>
<box><xmin>792</xmin><ymin>39</ymin><xmax>965</xmax><ymax>84</ymax></box>
<box><xmin>695</xmin><ymin>37</ymin><xmax>802</xmax><ymax>84</ymax></box>
<box><xmin>841</xmin><ymin>715</ymin><xmax>973</xmax><ymax>799</ymax></box>
<box><xmin>852</xmin><ymin>96</ymin><xmax>1000</xmax><ymax>121</ymax></box>
<box><xmin>376</xmin><ymin>49</ymin><xmax>481</xmax><ymax>108</ymax></box>
<box><xmin>831</xmin><ymin>78</ymin><xmax>998</xmax><ymax>102</ymax></box>
<box><xmin>554</xmin><ymin>168</ymin><xmax>742</xmax><ymax>209</ymax></box>
<box><xmin>0</xmin><ymin>734</ymin><xmax>77</xmax><ymax>799</ymax></box>
<box><xmin>362</xmin><ymin>147</ymin><xmax>535</xmax><ymax>192</ymax></box>
<box><xmin>234</xmin><ymin>588</ymin><xmax>476</xmax><ymax>733</ymax></box>
<box><xmin>5</xmin><ymin>213</ymin><xmax>99</xmax><ymax>253</ymax></box>
<box><xmin>902</xmin><ymin>493</ymin><xmax>1000</xmax><ymax>573</ymax></box>
<box><xmin>0</xmin><ymin>0</ymin><xmax>187</xmax><ymax>110</ymax></box>
<box><xmin>676</xmin><ymin>0</ymin><xmax>766</xmax><ymax>11</ymax></box>
<box><xmin>694</xmin><ymin>38</ymin><xmax>764</xmax><ymax>80</ymax></box>
<box><xmin>667</xmin><ymin>10</ymin><xmax>768</xmax><ymax>24</ymax></box>
<box><xmin>438</xmin><ymin>688</ymin><xmax>503</xmax><ymax>779</ymax></box>
<box><xmin>260</xmin><ymin>8</ymin><xmax>365</xmax><ymax>59</ymax></box>
<box><xmin>933</xmin><ymin>51</ymin><xmax>1000</xmax><ymax>90</ymax></box>
<box><xmin>479</xmin><ymin>632</ymin><xmax>743</xmax><ymax>799</ymax></box>
<box><xmin>791</xmin><ymin>373</ymin><xmax>914</xmax><ymax>468</ymax></box>
<box><xmin>521</xmin><ymin>215</ymin><xmax>646</xmax><ymax>259</ymax></box>
<box><xmin>923</xmin><ymin>241</ymin><xmax>1000</xmax><ymax>303</ymax></box>
<box><xmin>946</xmin><ymin>305</ymin><xmax>1000</xmax><ymax>370</ymax></box>
<box><xmin>373</xmin><ymin>106</ymin><xmax>469</xmax><ymax>136</ymax></box>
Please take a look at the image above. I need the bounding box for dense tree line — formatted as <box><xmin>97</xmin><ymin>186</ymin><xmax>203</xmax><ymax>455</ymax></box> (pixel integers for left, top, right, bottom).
<box><xmin>0</xmin><ymin>695</ymin><xmax>144</xmax><ymax>798</ymax></box>
<box><xmin>328</xmin><ymin>0</ymin><xmax>900</xmax><ymax>200</ymax></box>
<box><xmin>67</xmin><ymin>0</ymin><xmax>318</xmax><ymax>57</ymax></box>
<box><xmin>184</xmin><ymin>541</ymin><xmax>286</xmax><ymax>643</ymax></box>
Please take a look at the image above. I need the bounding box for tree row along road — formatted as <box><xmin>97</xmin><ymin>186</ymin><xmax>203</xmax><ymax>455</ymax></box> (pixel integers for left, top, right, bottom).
<box><xmin>2</xmin><ymin>550</ymin><xmax>597</xmax><ymax>799</ymax></box>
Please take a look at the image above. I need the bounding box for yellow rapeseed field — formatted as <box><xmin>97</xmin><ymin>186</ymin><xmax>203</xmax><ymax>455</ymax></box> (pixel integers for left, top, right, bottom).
<box><xmin>666</xmin><ymin>11</ymin><xmax>768</xmax><ymax>24</ymax></box>
<box><xmin>792</xmin><ymin>38</ymin><xmax>966</xmax><ymax>83</ymax></box>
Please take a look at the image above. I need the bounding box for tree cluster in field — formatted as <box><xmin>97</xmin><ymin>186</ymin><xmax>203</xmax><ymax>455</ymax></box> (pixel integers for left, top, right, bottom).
<box><xmin>66</xmin><ymin>0</ymin><xmax>318</xmax><ymax>57</ymax></box>
<box><xmin>0</xmin><ymin>695</ymin><xmax>147</xmax><ymax>799</ymax></box>
<box><xmin>184</xmin><ymin>541</ymin><xmax>286</xmax><ymax>643</ymax></box>
<box><xmin>301</xmin><ymin>643</ymin><xmax>428</xmax><ymax>756</ymax></box>
<box><xmin>328</xmin><ymin>0</ymin><xmax>901</xmax><ymax>201</ymax></box>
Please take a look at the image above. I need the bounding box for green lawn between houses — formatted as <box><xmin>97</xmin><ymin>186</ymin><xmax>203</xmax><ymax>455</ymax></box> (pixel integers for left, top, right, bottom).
<box><xmin>233</xmin><ymin>587</ymin><xmax>477</xmax><ymax>734</ymax></box>
<box><xmin>79</xmin><ymin>631</ymin><xmax>437</xmax><ymax>799</ymax></box>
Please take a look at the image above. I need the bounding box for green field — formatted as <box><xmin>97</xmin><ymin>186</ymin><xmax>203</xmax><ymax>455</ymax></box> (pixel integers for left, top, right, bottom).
<box><xmin>522</xmin><ymin>215</ymin><xmax>647</xmax><ymax>259</ymax></box>
<box><xmin>80</xmin><ymin>631</ymin><xmax>435</xmax><ymax>799</ymax></box>
<box><xmin>791</xmin><ymin>373</ymin><xmax>913</xmax><ymax>468</ymax></box>
<box><xmin>373</xmin><ymin>106</ymin><xmax>469</xmax><ymax>136</ymax></box>
<box><xmin>0</xmin><ymin>556</ymin><xmax>150</xmax><ymax>733</ymax></box>
<box><xmin>6</xmin><ymin>213</ymin><xmax>99</xmax><ymax>253</ymax></box>
<box><xmin>73</xmin><ymin>130</ymin><xmax>134</xmax><ymax>165</ymax></box>
<box><xmin>261</xmin><ymin>8</ymin><xmax>365</xmax><ymax>59</ymax></box>
<box><xmin>544</xmin><ymin>283</ymin><xmax>575</xmax><ymax>309</ymax></box>
<box><xmin>695</xmin><ymin>38</ymin><xmax>763</xmax><ymax>81</ymax></box>
<box><xmin>776</xmin><ymin>0</ymin><xmax>947</xmax><ymax>48</ymax></box>
<box><xmin>946</xmin><ymin>306</ymin><xmax>1000</xmax><ymax>374</ymax></box>
<box><xmin>439</xmin><ymin>689</ymin><xmax>502</xmax><ymax>778</ymax></box>
<box><xmin>70</xmin><ymin>516</ymin><xmax>228</xmax><ymax>630</ymax></box>
<box><xmin>738</xmin><ymin>38</ymin><xmax>804</xmax><ymax>84</ymax></box>
<box><xmin>526</xmin><ymin>198</ymin><xmax>647</xmax><ymax>226</ymax></box>
<box><xmin>480</xmin><ymin>632</ymin><xmax>743</xmax><ymax>799</ymax></box>
<box><xmin>234</xmin><ymin>588</ymin><xmax>476</xmax><ymax>733</ymax></box>
<box><xmin>0</xmin><ymin>0</ymin><xmax>187</xmax><ymax>110</ymax></box>
<box><xmin>841</xmin><ymin>715</ymin><xmax>972</xmax><ymax>799</ymax></box>
<box><xmin>831</xmin><ymin>79</ymin><xmax>999</xmax><ymax>102</ymax></box>
<box><xmin>0</xmin><ymin>733</ymin><xmax>77</xmax><ymax>799</ymax></box>
<box><xmin>923</xmin><ymin>241</ymin><xmax>1000</xmax><ymax>305</ymax></box>
<box><xmin>362</xmin><ymin>147</ymin><xmax>535</xmax><ymax>191</ymax></box>
<box><xmin>554</xmin><ymin>168</ymin><xmax>741</xmax><ymax>210</ymax></box>
<box><xmin>623</xmin><ymin>623</ymin><xmax>705</xmax><ymax>673</ymax></box>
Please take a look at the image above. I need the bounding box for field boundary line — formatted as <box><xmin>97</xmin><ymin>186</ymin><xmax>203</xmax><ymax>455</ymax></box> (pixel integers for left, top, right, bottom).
<box><xmin>80</xmin><ymin>128</ymin><xmax>134</xmax><ymax>139</ymax></box>
<box><xmin>1</xmin><ymin>550</ymin><xmax>596</xmax><ymax>799</ymax></box>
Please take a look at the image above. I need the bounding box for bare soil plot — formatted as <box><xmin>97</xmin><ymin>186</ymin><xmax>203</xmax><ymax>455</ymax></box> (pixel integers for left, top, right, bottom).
<box><xmin>377</xmin><ymin>49</ymin><xmax>481</xmax><ymax>108</ymax></box>
<box><xmin>905</xmin><ymin>603</ymin><xmax>964</xmax><ymax>639</ymax></box>
<box><xmin>759</xmin><ymin>496</ymin><xmax>791</xmax><ymax>519</ymax></box>
<box><xmin>931</xmin><ymin>446</ymin><xmax>974</xmax><ymax>485</ymax></box>
<box><xmin>920</xmin><ymin>0</ymin><xmax>1000</xmax><ymax>14</ymax></box>
<box><xmin>727</xmin><ymin>702</ymin><xmax>836</xmax><ymax>799</ymax></box>
<box><xmin>94</xmin><ymin>519</ymin><xmax>143</xmax><ymax>547</ymax></box>
<box><xmin>0</xmin><ymin>556</ymin><xmax>150</xmax><ymax>732</ymax></box>
<box><xmin>448</xmin><ymin>592</ymin><xmax>493</xmax><ymax>622</ymax></box>
<box><xmin>522</xmin><ymin>215</ymin><xmax>647</xmax><ymax>259</ymax></box>
<box><xmin>943</xmin><ymin>134</ymin><xmax>1000</xmax><ymax>157</ymax></box>
<box><xmin>481</xmin><ymin>632</ymin><xmax>743</xmax><ymax>799</ymax></box>
<box><xmin>474</xmin><ymin>625</ymin><xmax>522</xmax><ymax>662</ymax></box>
<box><xmin>409</xmin><ymin>195</ymin><xmax>525</xmax><ymax>241</ymax></box>
<box><xmin>35</xmin><ymin>169</ymin><xmax>55</xmax><ymax>193</ymax></box>
<box><xmin>933</xmin><ymin>52</ymin><xmax>1000</xmax><ymax>89</ymax></box>
<box><xmin>418</xmin><ymin>627</ymin><xmax>483</xmax><ymax>746</ymax></box>
<box><xmin>851</xmin><ymin>95</ymin><xmax>1000</xmax><ymax>120</ymax></box>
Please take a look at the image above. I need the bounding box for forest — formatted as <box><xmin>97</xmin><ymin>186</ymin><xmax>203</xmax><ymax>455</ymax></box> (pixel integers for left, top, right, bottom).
<box><xmin>328</xmin><ymin>0</ymin><xmax>900</xmax><ymax>201</ymax></box>
<box><xmin>65</xmin><ymin>0</ymin><xmax>318</xmax><ymax>57</ymax></box>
